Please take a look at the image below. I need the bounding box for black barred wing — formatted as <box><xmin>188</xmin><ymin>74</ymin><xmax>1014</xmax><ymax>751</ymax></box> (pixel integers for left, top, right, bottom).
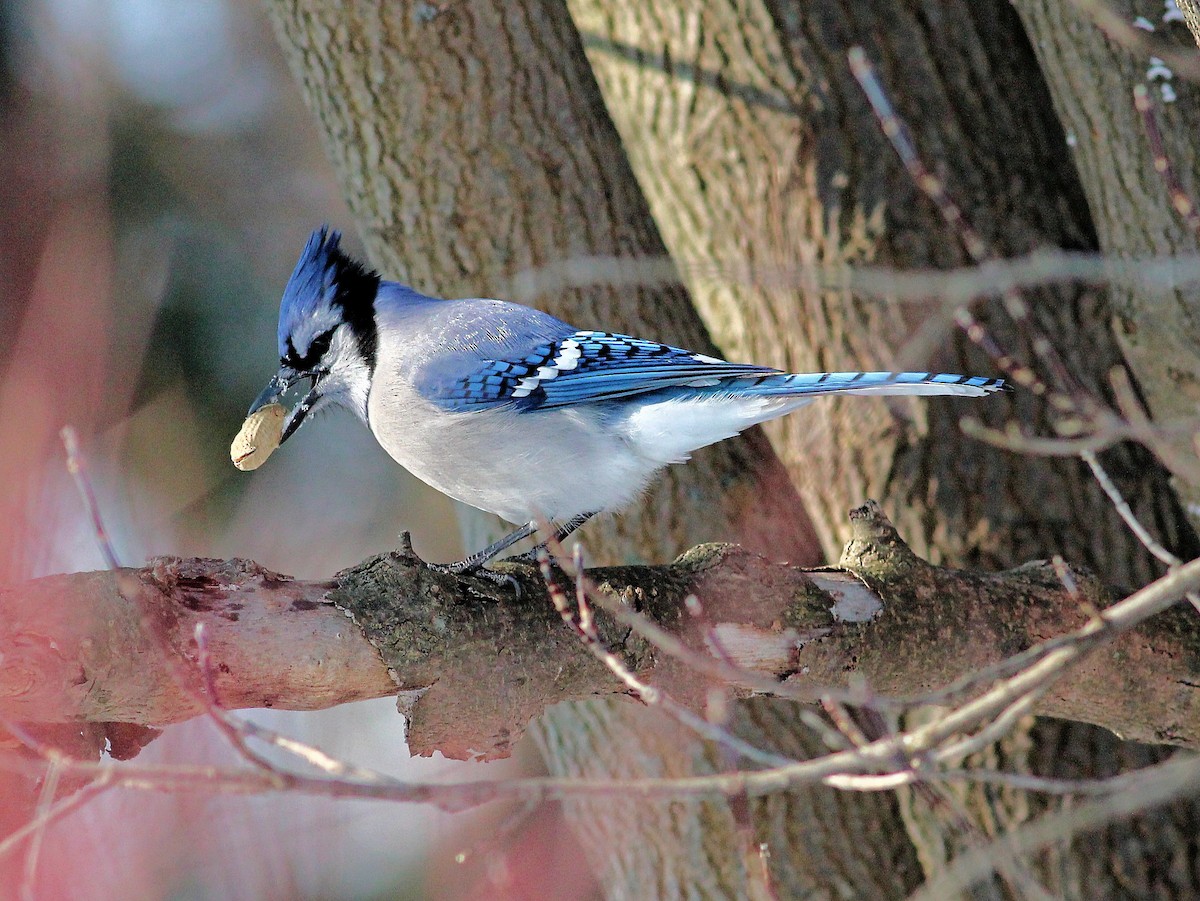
<box><xmin>439</xmin><ymin>331</ymin><xmax>778</xmax><ymax>411</ymax></box>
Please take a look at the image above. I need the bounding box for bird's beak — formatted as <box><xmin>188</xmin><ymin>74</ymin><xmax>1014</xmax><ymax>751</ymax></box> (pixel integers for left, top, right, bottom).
<box><xmin>249</xmin><ymin>367</ymin><xmax>321</xmax><ymax>445</ymax></box>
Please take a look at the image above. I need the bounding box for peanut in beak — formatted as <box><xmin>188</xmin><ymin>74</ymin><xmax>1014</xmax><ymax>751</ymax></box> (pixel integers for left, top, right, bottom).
<box><xmin>230</xmin><ymin>403</ymin><xmax>285</xmax><ymax>471</ymax></box>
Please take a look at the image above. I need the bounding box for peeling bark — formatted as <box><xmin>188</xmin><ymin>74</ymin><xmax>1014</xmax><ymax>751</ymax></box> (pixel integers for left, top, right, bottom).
<box><xmin>0</xmin><ymin>559</ymin><xmax>395</xmax><ymax>726</ymax></box>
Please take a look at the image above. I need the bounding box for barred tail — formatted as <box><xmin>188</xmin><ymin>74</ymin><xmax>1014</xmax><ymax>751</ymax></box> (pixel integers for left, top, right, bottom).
<box><xmin>736</xmin><ymin>370</ymin><xmax>1005</xmax><ymax>399</ymax></box>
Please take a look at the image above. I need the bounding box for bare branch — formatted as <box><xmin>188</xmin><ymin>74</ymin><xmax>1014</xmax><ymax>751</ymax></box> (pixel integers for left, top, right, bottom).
<box><xmin>1068</xmin><ymin>0</ymin><xmax>1200</xmax><ymax>81</ymax></box>
<box><xmin>0</xmin><ymin>776</ymin><xmax>111</xmax><ymax>861</ymax></box>
<box><xmin>849</xmin><ymin>46</ymin><xmax>1078</xmax><ymax>407</ymax></box>
<box><xmin>909</xmin><ymin>754</ymin><xmax>1200</xmax><ymax>901</ymax></box>
<box><xmin>59</xmin><ymin>426</ymin><xmax>120</xmax><ymax>571</ymax></box>
<box><xmin>5</xmin><ymin>503</ymin><xmax>1200</xmax><ymax>763</ymax></box>
<box><xmin>505</xmin><ymin>250</ymin><xmax>1200</xmax><ymax>309</ymax></box>
<box><xmin>19</xmin><ymin>758</ymin><xmax>61</xmax><ymax>901</ymax></box>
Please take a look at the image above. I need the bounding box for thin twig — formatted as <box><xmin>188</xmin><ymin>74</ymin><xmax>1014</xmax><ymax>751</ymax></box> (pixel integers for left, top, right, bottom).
<box><xmin>60</xmin><ymin>426</ymin><xmax>120</xmax><ymax>570</ymax></box>
<box><xmin>684</xmin><ymin>593</ymin><xmax>740</xmax><ymax>672</ymax></box>
<box><xmin>848</xmin><ymin>46</ymin><xmax>1083</xmax><ymax>410</ymax></box>
<box><xmin>191</xmin><ymin>623</ymin><xmax>289</xmax><ymax>783</ymax></box>
<box><xmin>886</xmin><ymin>632</ymin><xmax>1076</xmax><ymax>711</ymax></box>
<box><xmin>1068</xmin><ymin>0</ymin><xmax>1200</xmax><ymax>81</ymax></box>
<box><xmin>506</xmin><ymin>250</ymin><xmax>1200</xmax><ymax>310</ymax></box>
<box><xmin>537</xmin><ymin>530</ymin><xmax>856</xmax><ymax>748</ymax></box>
<box><xmin>536</xmin><ymin>548</ymin><xmax>797</xmax><ymax>770</ymax></box>
<box><xmin>19</xmin><ymin>758</ymin><xmax>62</xmax><ymax>901</ymax></box>
<box><xmin>0</xmin><ymin>777</ymin><xmax>112</xmax><ymax>861</ymax></box>
<box><xmin>1</xmin><ymin>734</ymin><xmax>1191</xmax><ymax>812</ymax></box>
<box><xmin>544</xmin><ymin>537</ymin><xmax>1200</xmax><ymax>790</ymax></box>
<box><xmin>959</xmin><ymin>415</ymin><xmax>1137</xmax><ymax>457</ymax></box>
<box><xmin>192</xmin><ymin>623</ymin><xmax>396</xmax><ymax>784</ymax></box>
<box><xmin>909</xmin><ymin>753</ymin><xmax>1200</xmax><ymax>901</ymax></box>
<box><xmin>915</xmin><ymin>778</ymin><xmax>1058</xmax><ymax>901</ymax></box>
<box><xmin>929</xmin><ymin>691</ymin><xmax>1041</xmax><ymax>765</ymax></box>
<box><xmin>900</xmin><ymin>558</ymin><xmax>1200</xmax><ymax>757</ymax></box>
<box><xmin>1134</xmin><ymin>84</ymin><xmax>1200</xmax><ymax>231</ymax></box>
<box><xmin>1081</xmin><ymin>451</ymin><xmax>1179</xmax><ymax>568</ymax></box>
<box><xmin>961</xmin><ymin>404</ymin><xmax>1200</xmax><ymax>512</ymax></box>
<box><xmin>1080</xmin><ymin>450</ymin><xmax>1200</xmax><ymax>613</ymax></box>
<box><xmin>1107</xmin><ymin>364</ymin><xmax>1200</xmax><ymax>487</ymax></box>
<box><xmin>820</xmin><ymin>698</ymin><xmax>872</xmax><ymax>749</ymax></box>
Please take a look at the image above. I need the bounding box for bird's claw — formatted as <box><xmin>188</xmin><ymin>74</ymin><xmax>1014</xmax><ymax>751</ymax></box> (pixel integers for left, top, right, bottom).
<box><xmin>423</xmin><ymin>560</ymin><xmax>523</xmax><ymax>597</ymax></box>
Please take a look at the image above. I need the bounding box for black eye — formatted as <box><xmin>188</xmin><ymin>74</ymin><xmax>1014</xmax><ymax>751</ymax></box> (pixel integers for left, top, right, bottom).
<box><xmin>284</xmin><ymin>329</ymin><xmax>335</xmax><ymax>371</ymax></box>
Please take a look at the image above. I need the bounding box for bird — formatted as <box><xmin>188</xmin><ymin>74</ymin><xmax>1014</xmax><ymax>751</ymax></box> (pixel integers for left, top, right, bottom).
<box><xmin>244</xmin><ymin>227</ymin><xmax>1004</xmax><ymax>574</ymax></box>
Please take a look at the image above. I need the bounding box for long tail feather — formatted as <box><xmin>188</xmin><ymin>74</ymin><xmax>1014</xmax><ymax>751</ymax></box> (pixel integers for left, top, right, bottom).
<box><xmin>728</xmin><ymin>370</ymin><xmax>1005</xmax><ymax>398</ymax></box>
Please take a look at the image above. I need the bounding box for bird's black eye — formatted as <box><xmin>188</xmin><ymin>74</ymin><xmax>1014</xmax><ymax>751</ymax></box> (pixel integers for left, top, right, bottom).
<box><xmin>284</xmin><ymin>329</ymin><xmax>335</xmax><ymax>371</ymax></box>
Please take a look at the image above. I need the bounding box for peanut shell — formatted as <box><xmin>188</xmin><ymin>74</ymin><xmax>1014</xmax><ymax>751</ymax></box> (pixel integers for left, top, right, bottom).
<box><xmin>231</xmin><ymin>403</ymin><xmax>285</xmax><ymax>471</ymax></box>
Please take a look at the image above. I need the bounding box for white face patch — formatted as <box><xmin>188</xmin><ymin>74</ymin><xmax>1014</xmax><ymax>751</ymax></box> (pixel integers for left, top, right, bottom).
<box><xmin>290</xmin><ymin>305</ymin><xmax>344</xmax><ymax>360</ymax></box>
<box><xmin>310</xmin><ymin>324</ymin><xmax>372</xmax><ymax>421</ymax></box>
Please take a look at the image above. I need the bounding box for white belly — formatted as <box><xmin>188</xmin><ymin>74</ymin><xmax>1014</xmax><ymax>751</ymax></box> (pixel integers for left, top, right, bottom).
<box><xmin>367</xmin><ymin>386</ymin><xmax>656</xmax><ymax>523</ymax></box>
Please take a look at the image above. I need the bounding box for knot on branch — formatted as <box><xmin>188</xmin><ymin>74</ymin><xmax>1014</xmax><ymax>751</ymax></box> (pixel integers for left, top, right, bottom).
<box><xmin>840</xmin><ymin>500</ymin><xmax>926</xmax><ymax>579</ymax></box>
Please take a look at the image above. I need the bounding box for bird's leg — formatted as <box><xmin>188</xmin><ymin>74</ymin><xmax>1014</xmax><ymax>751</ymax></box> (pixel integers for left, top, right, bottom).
<box><xmin>424</xmin><ymin>514</ymin><xmax>595</xmax><ymax>588</ymax></box>
<box><xmin>424</xmin><ymin>522</ymin><xmax>539</xmax><ymax>592</ymax></box>
<box><xmin>429</xmin><ymin>520</ymin><xmax>536</xmax><ymax>574</ymax></box>
<box><xmin>504</xmin><ymin>512</ymin><xmax>596</xmax><ymax>564</ymax></box>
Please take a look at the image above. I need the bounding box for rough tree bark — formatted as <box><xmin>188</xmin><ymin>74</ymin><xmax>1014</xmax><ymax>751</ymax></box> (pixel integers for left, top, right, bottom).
<box><xmin>568</xmin><ymin>0</ymin><xmax>1193</xmax><ymax>585</ymax></box>
<box><xmin>1012</xmin><ymin>0</ymin><xmax>1200</xmax><ymax>525</ymax></box>
<box><xmin>251</xmin><ymin>0</ymin><xmax>1200</xmax><ymax>897</ymax></box>
<box><xmin>540</xmin><ymin>0</ymin><xmax>1200</xmax><ymax>897</ymax></box>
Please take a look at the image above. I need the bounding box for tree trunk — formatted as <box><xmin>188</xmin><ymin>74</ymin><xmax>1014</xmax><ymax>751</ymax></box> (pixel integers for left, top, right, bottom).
<box><xmin>1011</xmin><ymin>0</ymin><xmax>1200</xmax><ymax>527</ymax></box>
<box><xmin>534</xmin><ymin>699</ymin><xmax>924</xmax><ymax>899</ymax></box>
<box><xmin>568</xmin><ymin>0</ymin><xmax>1194</xmax><ymax>579</ymax></box>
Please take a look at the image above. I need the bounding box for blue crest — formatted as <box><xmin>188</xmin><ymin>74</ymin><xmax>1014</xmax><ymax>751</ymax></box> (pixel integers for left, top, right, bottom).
<box><xmin>276</xmin><ymin>227</ymin><xmax>379</xmax><ymax>362</ymax></box>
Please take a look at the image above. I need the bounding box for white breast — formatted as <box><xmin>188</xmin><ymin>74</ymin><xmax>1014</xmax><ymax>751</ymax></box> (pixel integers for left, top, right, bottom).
<box><xmin>366</xmin><ymin>354</ymin><xmax>662</xmax><ymax>524</ymax></box>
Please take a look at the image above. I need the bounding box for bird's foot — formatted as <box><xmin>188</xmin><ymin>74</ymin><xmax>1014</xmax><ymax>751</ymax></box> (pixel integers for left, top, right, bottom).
<box><xmin>397</xmin><ymin>525</ymin><xmax>550</xmax><ymax>597</ymax></box>
<box><xmin>500</xmin><ymin>549</ymin><xmax>538</xmax><ymax>566</ymax></box>
<box><xmin>423</xmin><ymin>559</ymin><xmax>524</xmax><ymax>595</ymax></box>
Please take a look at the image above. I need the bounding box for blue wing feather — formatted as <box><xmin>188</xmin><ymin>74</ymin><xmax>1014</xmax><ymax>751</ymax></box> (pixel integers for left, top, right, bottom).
<box><xmin>424</xmin><ymin>323</ymin><xmax>1004</xmax><ymax>412</ymax></box>
<box><xmin>436</xmin><ymin>331</ymin><xmax>779</xmax><ymax>411</ymax></box>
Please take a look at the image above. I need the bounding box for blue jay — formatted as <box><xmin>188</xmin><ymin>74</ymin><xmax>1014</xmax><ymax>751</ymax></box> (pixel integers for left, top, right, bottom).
<box><xmin>246</xmin><ymin>228</ymin><xmax>1004</xmax><ymax>572</ymax></box>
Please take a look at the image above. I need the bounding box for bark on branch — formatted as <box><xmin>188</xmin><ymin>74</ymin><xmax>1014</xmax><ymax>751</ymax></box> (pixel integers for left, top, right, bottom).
<box><xmin>3</xmin><ymin>503</ymin><xmax>1198</xmax><ymax>760</ymax></box>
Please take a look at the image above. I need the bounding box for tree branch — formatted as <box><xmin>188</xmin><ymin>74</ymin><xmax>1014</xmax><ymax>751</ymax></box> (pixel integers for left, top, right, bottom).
<box><xmin>4</xmin><ymin>504</ymin><xmax>1199</xmax><ymax>760</ymax></box>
